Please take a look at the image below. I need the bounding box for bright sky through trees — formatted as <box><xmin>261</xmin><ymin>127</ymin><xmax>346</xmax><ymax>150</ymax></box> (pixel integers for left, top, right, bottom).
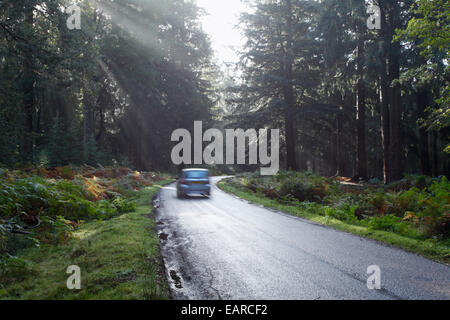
<box><xmin>196</xmin><ymin>0</ymin><xmax>246</xmax><ymax>67</ymax></box>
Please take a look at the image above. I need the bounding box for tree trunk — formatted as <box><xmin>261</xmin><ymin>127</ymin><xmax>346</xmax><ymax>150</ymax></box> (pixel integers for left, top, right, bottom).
<box><xmin>298</xmin><ymin>141</ymin><xmax>308</xmax><ymax>171</ymax></box>
<box><xmin>380</xmin><ymin>75</ymin><xmax>391</xmax><ymax>183</ymax></box>
<box><xmin>95</xmin><ymin>86</ymin><xmax>108</xmax><ymax>143</ymax></box>
<box><xmin>21</xmin><ymin>7</ymin><xmax>35</xmax><ymax>161</ymax></box>
<box><xmin>284</xmin><ymin>107</ymin><xmax>297</xmax><ymax>171</ymax></box>
<box><xmin>388</xmin><ymin>2</ymin><xmax>403</xmax><ymax>182</ymax></box>
<box><xmin>431</xmin><ymin>131</ymin><xmax>439</xmax><ymax>177</ymax></box>
<box><xmin>96</xmin><ymin>104</ymin><xmax>105</xmax><ymax>143</ymax></box>
<box><xmin>389</xmin><ymin>46</ymin><xmax>402</xmax><ymax>181</ymax></box>
<box><xmin>336</xmin><ymin>109</ymin><xmax>346</xmax><ymax>176</ymax></box>
<box><xmin>355</xmin><ymin>34</ymin><xmax>367</xmax><ymax>180</ymax></box>
<box><xmin>417</xmin><ymin>90</ymin><xmax>431</xmax><ymax>176</ymax></box>
<box><xmin>83</xmin><ymin>98</ymin><xmax>95</xmax><ymax>152</ymax></box>
<box><xmin>283</xmin><ymin>0</ymin><xmax>297</xmax><ymax>171</ymax></box>
<box><xmin>379</xmin><ymin>3</ymin><xmax>391</xmax><ymax>183</ymax></box>
<box><xmin>331</xmin><ymin>118</ymin><xmax>338</xmax><ymax>176</ymax></box>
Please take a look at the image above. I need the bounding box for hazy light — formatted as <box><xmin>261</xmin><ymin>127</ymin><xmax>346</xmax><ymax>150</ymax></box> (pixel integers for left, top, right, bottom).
<box><xmin>196</xmin><ymin>0</ymin><xmax>247</xmax><ymax>68</ymax></box>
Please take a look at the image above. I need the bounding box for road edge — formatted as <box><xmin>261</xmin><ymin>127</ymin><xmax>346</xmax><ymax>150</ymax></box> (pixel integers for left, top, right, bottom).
<box><xmin>216</xmin><ymin>178</ymin><xmax>450</xmax><ymax>266</ymax></box>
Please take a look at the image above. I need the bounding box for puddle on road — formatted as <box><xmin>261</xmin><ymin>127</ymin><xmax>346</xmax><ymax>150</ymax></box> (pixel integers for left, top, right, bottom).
<box><xmin>170</xmin><ymin>270</ymin><xmax>183</xmax><ymax>289</ymax></box>
<box><xmin>159</xmin><ymin>232</ymin><xmax>169</xmax><ymax>240</ymax></box>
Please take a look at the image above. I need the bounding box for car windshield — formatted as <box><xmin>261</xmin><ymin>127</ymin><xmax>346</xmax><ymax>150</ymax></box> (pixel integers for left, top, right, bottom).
<box><xmin>185</xmin><ymin>171</ymin><xmax>209</xmax><ymax>178</ymax></box>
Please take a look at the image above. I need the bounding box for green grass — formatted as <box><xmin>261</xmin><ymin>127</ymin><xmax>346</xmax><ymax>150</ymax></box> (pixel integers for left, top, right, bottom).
<box><xmin>218</xmin><ymin>179</ymin><xmax>450</xmax><ymax>264</ymax></box>
<box><xmin>0</xmin><ymin>180</ymin><xmax>174</xmax><ymax>300</ymax></box>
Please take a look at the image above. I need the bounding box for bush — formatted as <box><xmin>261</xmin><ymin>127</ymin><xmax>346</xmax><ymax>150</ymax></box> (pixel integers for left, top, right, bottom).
<box><xmin>275</xmin><ymin>172</ymin><xmax>330</xmax><ymax>202</ymax></box>
<box><xmin>36</xmin><ymin>216</ymin><xmax>75</xmax><ymax>245</ymax></box>
<box><xmin>0</xmin><ymin>255</ymin><xmax>37</xmax><ymax>285</ymax></box>
<box><xmin>112</xmin><ymin>197</ymin><xmax>137</xmax><ymax>214</ymax></box>
<box><xmin>0</xmin><ymin>166</ymin><xmax>169</xmax><ymax>278</ymax></box>
<box><xmin>368</xmin><ymin>215</ymin><xmax>404</xmax><ymax>232</ymax></box>
<box><xmin>228</xmin><ymin>171</ymin><xmax>450</xmax><ymax>241</ymax></box>
<box><xmin>0</xmin><ymin>176</ymin><xmax>123</xmax><ymax>222</ymax></box>
<box><xmin>419</xmin><ymin>177</ymin><xmax>450</xmax><ymax>238</ymax></box>
<box><xmin>0</xmin><ymin>224</ymin><xmax>8</xmax><ymax>253</ymax></box>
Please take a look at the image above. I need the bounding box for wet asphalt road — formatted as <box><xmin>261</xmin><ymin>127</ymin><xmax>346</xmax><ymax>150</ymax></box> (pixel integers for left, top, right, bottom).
<box><xmin>155</xmin><ymin>177</ymin><xmax>450</xmax><ymax>300</ymax></box>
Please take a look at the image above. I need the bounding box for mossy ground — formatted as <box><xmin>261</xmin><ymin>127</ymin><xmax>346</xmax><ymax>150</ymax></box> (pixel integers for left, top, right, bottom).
<box><xmin>0</xmin><ymin>180</ymin><xmax>173</xmax><ymax>300</ymax></box>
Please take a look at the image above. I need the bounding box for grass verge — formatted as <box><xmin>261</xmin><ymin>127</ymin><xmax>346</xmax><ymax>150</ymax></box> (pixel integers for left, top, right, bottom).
<box><xmin>218</xmin><ymin>179</ymin><xmax>450</xmax><ymax>264</ymax></box>
<box><xmin>0</xmin><ymin>180</ymin><xmax>173</xmax><ymax>300</ymax></box>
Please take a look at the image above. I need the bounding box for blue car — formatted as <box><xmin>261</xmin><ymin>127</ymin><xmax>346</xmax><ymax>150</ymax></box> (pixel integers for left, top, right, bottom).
<box><xmin>177</xmin><ymin>169</ymin><xmax>211</xmax><ymax>198</ymax></box>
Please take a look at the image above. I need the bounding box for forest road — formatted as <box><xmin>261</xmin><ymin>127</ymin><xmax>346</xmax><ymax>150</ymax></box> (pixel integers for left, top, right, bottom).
<box><xmin>155</xmin><ymin>177</ymin><xmax>450</xmax><ymax>300</ymax></box>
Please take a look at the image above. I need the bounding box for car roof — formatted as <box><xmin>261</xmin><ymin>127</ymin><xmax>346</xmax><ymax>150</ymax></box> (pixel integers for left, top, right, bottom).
<box><xmin>182</xmin><ymin>168</ymin><xmax>209</xmax><ymax>172</ymax></box>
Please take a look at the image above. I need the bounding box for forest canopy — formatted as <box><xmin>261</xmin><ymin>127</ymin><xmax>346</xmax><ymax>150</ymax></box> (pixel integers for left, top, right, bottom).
<box><xmin>0</xmin><ymin>0</ymin><xmax>449</xmax><ymax>181</ymax></box>
<box><xmin>0</xmin><ymin>0</ymin><xmax>217</xmax><ymax>171</ymax></box>
<box><xmin>226</xmin><ymin>0</ymin><xmax>449</xmax><ymax>182</ymax></box>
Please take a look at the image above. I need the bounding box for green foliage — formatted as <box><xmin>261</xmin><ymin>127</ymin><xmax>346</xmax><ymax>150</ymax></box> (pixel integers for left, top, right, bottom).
<box><xmin>83</xmin><ymin>137</ymin><xmax>100</xmax><ymax>167</ymax></box>
<box><xmin>0</xmin><ymin>177</ymin><xmax>101</xmax><ymax>221</ymax></box>
<box><xmin>228</xmin><ymin>172</ymin><xmax>450</xmax><ymax>241</ymax></box>
<box><xmin>324</xmin><ymin>205</ymin><xmax>360</xmax><ymax>224</ymax></box>
<box><xmin>418</xmin><ymin>177</ymin><xmax>450</xmax><ymax>237</ymax></box>
<box><xmin>395</xmin><ymin>0</ymin><xmax>450</xmax><ymax>58</ymax></box>
<box><xmin>0</xmin><ymin>255</ymin><xmax>38</xmax><ymax>285</ymax></box>
<box><xmin>0</xmin><ymin>224</ymin><xmax>8</xmax><ymax>253</ymax></box>
<box><xmin>279</xmin><ymin>173</ymin><xmax>331</xmax><ymax>202</ymax></box>
<box><xmin>0</xmin><ymin>167</ymin><xmax>171</xmax><ymax>257</ymax></box>
<box><xmin>233</xmin><ymin>171</ymin><xmax>334</xmax><ymax>203</ymax></box>
<box><xmin>112</xmin><ymin>197</ymin><xmax>137</xmax><ymax>214</ymax></box>
<box><xmin>37</xmin><ymin>216</ymin><xmax>74</xmax><ymax>246</ymax></box>
<box><xmin>395</xmin><ymin>0</ymin><xmax>450</xmax><ymax>152</ymax></box>
<box><xmin>46</xmin><ymin>115</ymin><xmax>70</xmax><ymax>167</ymax></box>
<box><xmin>368</xmin><ymin>215</ymin><xmax>404</xmax><ymax>232</ymax></box>
<box><xmin>0</xmin><ymin>181</ymin><xmax>172</xmax><ymax>299</ymax></box>
<box><xmin>38</xmin><ymin>117</ymin><xmax>113</xmax><ymax>168</ymax></box>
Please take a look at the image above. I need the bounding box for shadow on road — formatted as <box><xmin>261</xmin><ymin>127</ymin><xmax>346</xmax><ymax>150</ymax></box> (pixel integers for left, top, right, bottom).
<box><xmin>176</xmin><ymin>195</ymin><xmax>211</xmax><ymax>201</ymax></box>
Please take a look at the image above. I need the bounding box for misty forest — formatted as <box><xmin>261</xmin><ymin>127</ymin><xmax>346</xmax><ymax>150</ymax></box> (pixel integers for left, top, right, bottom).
<box><xmin>0</xmin><ymin>0</ymin><xmax>449</xmax><ymax>299</ymax></box>
<box><xmin>0</xmin><ymin>0</ymin><xmax>448</xmax><ymax>179</ymax></box>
